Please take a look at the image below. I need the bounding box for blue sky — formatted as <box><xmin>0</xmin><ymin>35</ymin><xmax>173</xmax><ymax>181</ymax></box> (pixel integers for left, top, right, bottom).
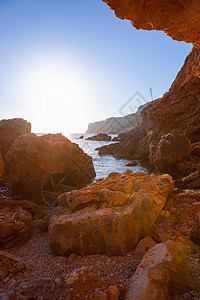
<box><xmin>0</xmin><ymin>0</ymin><xmax>192</xmax><ymax>133</ymax></box>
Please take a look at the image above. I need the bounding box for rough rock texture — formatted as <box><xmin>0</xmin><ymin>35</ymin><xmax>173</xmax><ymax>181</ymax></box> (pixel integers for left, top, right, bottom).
<box><xmin>97</xmin><ymin>123</ymin><xmax>155</xmax><ymax>159</ymax></box>
<box><xmin>0</xmin><ymin>118</ymin><xmax>31</xmax><ymax>160</ymax></box>
<box><xmin>0</xmin><ymin>206</ymin><xmax>32</xmax><ymax>249</ymax></box>
<box><xmin>125</xmin><ymin>240</ymin><xmax>196</xmax><ymax>300</ymax></box>
<box><xmin>102</xmin><ymin>0</ymin><xmax>200</xmax><ymax>47</ymax></box>
<box><xmin>0</xmin><ymin>251</ymin><xmax>26</xmax><ymax>283</ymax></box>
<box><xmin>5</xmin><ymin>133</ymin><xmax>95</xmax><ymax>201</ymax></box>
<box><xmin>153</xmin><ymin>191</ymin><xmax>200</xmax><ymax>245</ymax></box>
<box><xmin>86</xmin><ymin>133</ymin><xmax>111</xmax><ymax>141</ymax></box>
<box><xmin>49</xmin><ymin>170</ymin><xmax>173</xmax><ymax>256</ymax></box>
<box><xmin>149</xmin><ymin>131</ymin><xmax>191</xmax><ymax>171</ymax></box>
<box><xmin>148</xmin><ymin>48</ymin><xmax>200</xmax><ymax>142</ymax></box>
<box><xmin>191</xmin><ymin>142</ymin><xmax>200</xmax><ymax>157</ymax></box>
<box><xmin>180</xmin><ymin>171</ymin><xmax>200</xmax><ymax>189</ymax></box>
<box><xmin>97</xmin><ymin>48</ymin><xmax>200</xmax><ymax>180</ymax></box>
<box><xmin>96</xmin><ymin>110</ymin><xmax>160</xmax><ymax>160</ymax></box>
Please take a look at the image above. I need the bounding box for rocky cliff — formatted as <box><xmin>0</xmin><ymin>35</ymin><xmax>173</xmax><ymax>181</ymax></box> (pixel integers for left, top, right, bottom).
<box><xmin>86</xmin><ymin>101</ymin><xmax>156</xmax><ymax>134</ymax></box>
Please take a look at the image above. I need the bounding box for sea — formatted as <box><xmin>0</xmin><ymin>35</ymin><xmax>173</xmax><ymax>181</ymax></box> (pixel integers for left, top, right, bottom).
<box><xmin>67</xmin><ymin>133</ymin><xmax>147</xmax><ymax>180</ymax></box>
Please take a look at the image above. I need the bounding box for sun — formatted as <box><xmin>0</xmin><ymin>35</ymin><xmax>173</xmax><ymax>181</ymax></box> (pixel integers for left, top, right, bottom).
<box><xmin>19</xmin><ymin>56</ymin><xmax>91</xmax><ymax>134</ymax></box>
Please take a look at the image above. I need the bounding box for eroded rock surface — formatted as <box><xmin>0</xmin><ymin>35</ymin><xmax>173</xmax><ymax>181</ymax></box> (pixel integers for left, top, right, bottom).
<box><xmin>102</xmin><ymin>0</ymin><xmax>200</xmax><ymax>47</ymax></box>
<box><xmin>148</xmin><ymin>48</ymin><xmax>200</xmax><ymax>142</ymax></box>
<box><xmin>125</xmin><ymin>240</ymin><xmax>197</xmax><ymax>300</ymax></box>
<box><xmin>0</xmin><ymin>206</ymin><xmax>32</xmax><ymax>249</ymax></box>
<box><xmin>5</xmin><ymin>133</ymin><xmax>95</xmax><ymax>201</ymax></box>
<box><xmin>153</xmin><ymin>191</ymin><xmax>200</xmax><ymax>245</ymax></box>
<box><xmin>49</xmin><ymin>170</ymin><xmax>173</xmax><ymax>256</ymax></box>
<box><xmin>0</xmin><ymin>251</ymin><xmax>26</xmax><ymax>283</ymax></box>
<box><xmin>149</xmin><ymin>131</ymin><xmax>191</xmax><ymax>171</ymax></box>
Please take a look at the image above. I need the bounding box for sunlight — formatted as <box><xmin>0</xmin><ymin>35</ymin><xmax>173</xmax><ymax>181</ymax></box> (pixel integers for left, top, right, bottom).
<box><xmin>20</xmin><ymin>57</ymin><xmax>91</xmax><ymax>134</ymax></box>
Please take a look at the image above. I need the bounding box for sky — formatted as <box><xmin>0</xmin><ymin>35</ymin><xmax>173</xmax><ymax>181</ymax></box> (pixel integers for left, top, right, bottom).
<box><xmin>0</xmin><ymin>0</ymin><xmax>193</xmax><ymax>134</ymax></box>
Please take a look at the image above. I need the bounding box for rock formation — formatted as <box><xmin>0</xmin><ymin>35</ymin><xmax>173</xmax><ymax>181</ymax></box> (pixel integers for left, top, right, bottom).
<box><xmin>0</xmin><ymin>118</ymin><xmax>31</xmax><ymax>161</ymax></box>
<box><xmin>49</xmin><ymin>170</ymin><xmax>173</xmax><ymax>256</ymax></box>
<box><xmin>149</xmin><ymin>131</ymin><xmax>191</xmax><ymax>171</ymax></box>
<box><xmin>5</xmin><ymin>133</ymin><xmax>96</xmax><ymax>202</ymax></box>
<box><xmin>153</xmin><ymin>191</ymin><xmax>200</xmax><ymax>245</ymax></box>
<box><xmin>125</xmin><ymin>240</ymin><xmax>196</xmax><ymax>300</ymax></box>
<box><xmin>0</xmin><ymin>205</ymin><xmax>32</xmax><ymax>249</ymax></box>
<box><xmin>102</xmin><ymin>0</ymin><xmax>200</xmax><ymax>47</ymax></box>
<box><xmin>86</xmin><ymin>133</ymin><xmax>111</xmax><ymax>141</ymax></box>
<box><xmin>86</xmin><ymin>100</ymin><xmax>157</xmax><ymax>134</ymax></box>
<box><xmin>148</xmin><ymin>48</ymin><xmax>200</xmax><ymax>142</ymax></box>
<box><xmin>0</xmin><ymin>251</ymin><xmax>26</xmax><ymax>282</ymax></box>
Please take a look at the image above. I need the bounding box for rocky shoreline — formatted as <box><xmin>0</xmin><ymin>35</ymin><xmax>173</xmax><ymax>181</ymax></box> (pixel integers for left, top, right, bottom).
<box><xmin>0</xmin><ymin>0</ymin><xmax>200</xmax><ymax>299</ymax></box>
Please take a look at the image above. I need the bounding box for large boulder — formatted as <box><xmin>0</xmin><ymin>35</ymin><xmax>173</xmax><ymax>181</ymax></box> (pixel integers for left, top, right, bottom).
<box><xmin>149</xmin><ymin>131</ymin><xmax>191</xmax><ymax>171</ymax></box>
<box><xmin>0</xmin><ymin>118</ymin><xmax>31</xmax><ymax>160</ymax></box>
<box><xmin>49</xmin><ymin>170</ymin><xmax>173</xmax><ymax>256</ymax></box>
<box><xmin>125</xmin><ymin>240</ymin><xmax>196</xmax><ymax>300</ymax></box>
<box><xmin>5</xmin><ymin>133</ymin><xmax>96</xmax><ymax>202</ymax></box>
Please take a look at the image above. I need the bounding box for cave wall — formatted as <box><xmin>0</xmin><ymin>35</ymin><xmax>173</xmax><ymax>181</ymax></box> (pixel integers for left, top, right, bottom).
<box><xmin>103</xmin><ymin>0</ymin><xmax>200</xmax><ymax>48</ymax></box>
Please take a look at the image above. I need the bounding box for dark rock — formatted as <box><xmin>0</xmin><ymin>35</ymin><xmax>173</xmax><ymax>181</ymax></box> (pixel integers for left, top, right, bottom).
<box><xmin>0</xmin><ymin>251</ymin><xmax>26</xmax><ymax>282</ymax></box>
<box><xmin>5</xmin><ymin>133</ymin><xmax>95</xmax><ymax>203</ymax></box>
<box><xmin>181</xmin><ymin>171</ymin><xmax>200</xmax><ymax>189</ymax></box>
<box><xmin>86</xmin><ymin>133</ymin><xmax>111</xmax><ymax>141</ymax></box>
<box><xmin>149</xmin><ymin>131</ymin><xmax>191</xmax><ymax>171</ymax></box>
<box><xmin>0</xmin><ymin>119</ymin><xmax>31</xmax><ymax>162</ymax></box>
<box><xmin>112</xmin><ymin>136</ymin><xmax>120</xmax><ymax>142</ymax></box>
<box><xmin>191</xmin><ymin>142</ymin><xmax>200</xmax><ymax>157</ymax></box>
<box><xmin>0</xmin><ymin>206</ymin><xmax>32</xmax><ymax>249</ymax></box>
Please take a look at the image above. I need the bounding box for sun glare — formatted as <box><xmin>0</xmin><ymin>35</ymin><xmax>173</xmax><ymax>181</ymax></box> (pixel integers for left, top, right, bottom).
<box><xmin>19</xmin><ymin>57</ymin><xmax>91</xmax><ymax>134</ymax></box>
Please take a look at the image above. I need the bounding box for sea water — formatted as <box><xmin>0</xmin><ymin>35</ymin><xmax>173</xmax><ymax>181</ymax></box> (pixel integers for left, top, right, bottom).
<box><xmin>67</xmin><ymin>133</ymin><xmax>147</xmax><ymax>180</ymax></box>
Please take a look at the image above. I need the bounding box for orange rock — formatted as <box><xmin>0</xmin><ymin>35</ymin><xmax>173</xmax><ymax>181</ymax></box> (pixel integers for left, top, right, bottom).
<box><xmin>102</xmin><ymin>1</ymin><xmax>200</xmax><ymax>47</ymax></box>
<box><xmin>125</xmin><ymin>241</ymin><xmax>197</xmax><ymax>300</ymax></box>
<box><xmin>133</xmin><ymin>237</ymin><xmax>157</xmax><ymax>261</ymax></box>
<box><xmin>148</xmin><ymin>48</ymin><xmax>200</xmax><ymax>142</ymax></box>
<box><xmin>49</xmin><ymin>170</ymin><xmax>173</xmax><ymax>256</ymax></box>
<box><xmin>153</xmin><ymin>191</ymin><xmax>200</xmax><ymax>244</ymax></box>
